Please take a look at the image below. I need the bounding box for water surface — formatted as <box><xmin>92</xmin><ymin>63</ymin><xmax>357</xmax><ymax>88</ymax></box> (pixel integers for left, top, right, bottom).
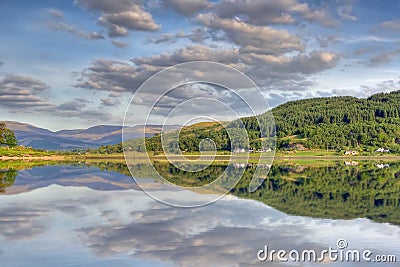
<box><xmin>0</xmin><ymin>162</ymin><xmax>399</xmax><ymax>266</ymax></box>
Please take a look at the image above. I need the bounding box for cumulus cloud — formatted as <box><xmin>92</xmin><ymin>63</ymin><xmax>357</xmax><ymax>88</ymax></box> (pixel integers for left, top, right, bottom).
<box><xmin>75</xmin><ymin>45</ymin><xmax>242</xmax><ymax>95</ymax></box>
<box><xmin>197</xmin><ymin>13</ymin><xmax>304</xmax><ymax>55</ymax></box>
<box><xmin>101</xmin><ymin>97</ymin><xmax>121</xmax><ymax>106</ymax></box>
<box><xmin>163</xmin><ymin>0</ymin><xmax>211</xmax><ymax>16</ymax></box>
<box><xmin>98</xmin><ymin>7</ymin><xmax>160</xmax><ymax>35</ymax></box>
<box><xmin>75</xmin><ymin>42</ymin><xmax>338</xmax><ymax>113</ymax></box>
<box><xmin>0</xmin><ymin>74</ymin><xmax>52</xmax><ymax>109</ymax></box>
<box><xmin>369</xmin><ymin>49</ymin><xmax>400</xmax><ymax>65</ymax></box>
<box><xmin>244</xmin><ymin>50</ymin><xmax>339</xmax><ymax>74</ymax></box>
<box><xmin>0</xmin><ymin>73</ymin><xmax>113</xmax><ymax>123</ymax></box>
<box><xmin>111</xmin><ymin>39</ymin><xmax>128</xmax><ymax>48</ymax></box>
<box><xmin>333</xmin><ymin>79</ymin><xmax>400</xmax><ymax>98</ymax></box>
<box><xmin>75</xmin><ymin>0</ymin><xmax>160</xmax><ymax>37</ymax></box>
<box><xmin>52</xmin><ymin>101</ymin><xmax>114</xmax><ymax>123</ymax></box>
<box><xmin>192</xmin><ymin>47</ymin><xmax>338</xmax><ymax>78</ymax></box>
<box><xmin>213</xmin><ymin>0</ymin><xmax>336</xmax><ymax>27</ymax></box>
<box><xmin>368</xmin><ymin>79</ymin><xmax>400</xmax><ymax>94</ymax></box>
<box><xmin>133</xmin><ymin>44</ymin><xmax>240</xmax><ymax>67</ymax></box>
<box><xmin>131</xmin><ymin>82</ymin><xmax>260</xmax><ymax>119</ymax></box>
<box><xmin>2</xmin><ymin>74</ymin><xmax>49</xmax><ymax>91</ymax></box>
<box><xmin>57</xmin><ymin>98</ymin><xmax>90</xmax><ymax>111</ymax></box>
<box><xmin>134</xmin><ymin>43</ymin><xmax>337</xmax><ymax>76</ymax></box>
<box><xmin>75</xmin><ymin>55</ymin><xmax>274</xmax><ymax>122</ymax></box>
<box><xmin>75</xmin><ymin>59</ymin><xmax>154</xmax><ymax>93</ymax></box>
<box><xmin>73</xmin><ymin>0</ymin><xmax>341</xmax><ymax>116</ymax></box>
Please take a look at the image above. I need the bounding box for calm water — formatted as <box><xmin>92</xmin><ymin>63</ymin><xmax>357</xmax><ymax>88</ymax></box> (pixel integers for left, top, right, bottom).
<box><xmin>0</xmin><ymin>162</ymin><xmax>399</xmax><ymax>266</ymax></box>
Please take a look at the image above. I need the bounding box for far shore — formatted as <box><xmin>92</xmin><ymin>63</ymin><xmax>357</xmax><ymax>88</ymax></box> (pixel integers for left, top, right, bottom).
<box><xmin>2</xmin><ymin>153</ymin><xmax>400</xmax><ymax>162</ymax></box>
<box><xmin>72</xmin><ymin>152</ymin><xmax>400</xmax><ymax>160</ymax></box>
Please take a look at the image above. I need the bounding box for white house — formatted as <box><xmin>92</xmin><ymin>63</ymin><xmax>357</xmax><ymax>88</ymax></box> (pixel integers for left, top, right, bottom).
<box><xmin>345</xmin><ymin>161</ymin><xmax>359</xmax><ymax>166</ymax></box>
<box><xmin>375</xmin><ymin>164</ymin><xmax>390</xmax><ymax>169</ymax></box>
<box><xmin>375</xmin><ymin>148</ymin><xmax>390</xmax><ymax>153</ymax></box>
<box><xmin>233</xmin><ymin>148</ymin><xmax>246</xmax><ymax>154</ymax></box>
<box><xmin>344</xmin><ymin>150</ymin><xmax>358</xmax><ymax>155</ymax></box>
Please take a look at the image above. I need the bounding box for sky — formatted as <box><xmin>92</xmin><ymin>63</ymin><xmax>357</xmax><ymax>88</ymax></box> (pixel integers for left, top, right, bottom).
<box><xmin>0</xmin><ymin>0</ymin><xmax>400</xmax><ymax>131</ymax></box>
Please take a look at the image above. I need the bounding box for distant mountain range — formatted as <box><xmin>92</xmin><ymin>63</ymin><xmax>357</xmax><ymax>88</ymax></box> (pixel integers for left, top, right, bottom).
<box><xmin>2</xmin><ymin>121</ymin><xmax>180</xmax><ymax>151</ymax></box>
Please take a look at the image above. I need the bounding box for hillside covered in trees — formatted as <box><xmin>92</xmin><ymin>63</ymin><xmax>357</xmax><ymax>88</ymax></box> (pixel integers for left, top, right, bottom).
<box><xmin>271</xmin><ymin>90</ymin><xmax>400</xmax><ymax>152</ymax></box>
<box><xmin>119</xmin><ymin>90</ymin><xmax>400</xmax><ymax>154</ymax></box>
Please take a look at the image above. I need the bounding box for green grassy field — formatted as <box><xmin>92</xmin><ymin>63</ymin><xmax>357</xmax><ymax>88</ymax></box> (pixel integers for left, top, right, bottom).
<box><xmin>276</xmin><ymin>149</ymin><xmax>338</xmax><ymax>157</ymax></box>
<box><xmin>0</xmin><ymin>146</ymin><xmax>59</xmax><ymax>157</ymax></box>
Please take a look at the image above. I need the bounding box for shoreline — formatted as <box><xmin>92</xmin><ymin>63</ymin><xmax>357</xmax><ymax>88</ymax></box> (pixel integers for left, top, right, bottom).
<box><xmin>0</xmin><ymin>155</ymin><xmax>65</xmax><ymax>161</ymax></box>
<box><xmin>2</xmin><ymin>154</ymin><xmax>400</xmax><ymax>162</ymax></box>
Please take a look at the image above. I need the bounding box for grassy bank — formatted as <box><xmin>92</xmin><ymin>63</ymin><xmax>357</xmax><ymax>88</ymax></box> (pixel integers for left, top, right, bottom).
<box><xmin>63</xmin><ymin>150</ymin><xmax>400</xmax><ymax>168</ymax></box>
<box><xmin>0</xmin><ymin>146</ymin><xmax>60</xmax><ymax>157</ymax></box>
<box><xmin>3</xmin><ymin>147</ymin><xmax>400</xmax><ymax>165</ymax></box>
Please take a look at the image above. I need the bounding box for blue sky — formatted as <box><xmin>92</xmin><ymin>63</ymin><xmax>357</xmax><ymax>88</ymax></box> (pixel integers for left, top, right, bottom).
<box><xmin>0</xmin><ymin>0</ymin><xmax>400</xmax><ymax>130</ymax></box>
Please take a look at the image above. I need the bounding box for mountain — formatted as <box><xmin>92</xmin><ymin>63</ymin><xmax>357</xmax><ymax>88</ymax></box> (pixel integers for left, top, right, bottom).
<box><xmin>2</xmin><ymin>121</ymin><xmax>180</xmax><ymax>150</ymax></box>
<box><xmin>137</xmin><ymin>90</ymin><xmax>400</xmax><ymax>153</ymax></box>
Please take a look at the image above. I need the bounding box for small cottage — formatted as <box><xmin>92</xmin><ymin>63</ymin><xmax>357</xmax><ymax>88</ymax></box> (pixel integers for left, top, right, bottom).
<box><xmin>344</xmin><ymin>150</ymin><xmax>358</xmax><ymax>155</ymax></box>
<box><xmin>375</xmin><ymin>148</ymin><xmax>390</xmax><ymax>153</ymax></box>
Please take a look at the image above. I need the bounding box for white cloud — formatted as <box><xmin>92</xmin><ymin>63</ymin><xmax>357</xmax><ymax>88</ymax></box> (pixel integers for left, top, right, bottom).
<box><xmin>111</xmin><ymin>39</ymin><xmax>128</xmax><ymax>48</ymax></box>
<box><xmin>50</xmin><ymin>22</ymin><xmax>105</xmax><ymax>40</ymax></box>
<box><xmin>75</xmin><ymin>0</ymin><xmax>160</xmax><ymax>37</ymax></box>
<box><xmin>379</xmin><ymin>20</ymin><xmax>400</xmax><ymax>32</ymax></box>
<box><xmin>337</xmin><ymin>3</ymin><xmax>357</xmax><ymax>21</ymax></box>
<box><xmin>369</xmin><ymin>49</ymin><xmax>400</xmax><ymax>65</ymax></box>
<box><xmin>214</xmin><ymin>0</ymin><xmax>336</xmax><ymax>27</ymax></box>
<box><xmin>333</xmin><ymin>78</ymin><xmax>400</xmax><ymax>98</ymax></box>
<box><xmin>0</xmin><ymin>74</ymin><xmax>51</xmax><ymax>109</ymax></box>
<box><xmin>46</xmin><ymin>9</ymin><xmax>104</xmax><ymax>40</ymax></box>
<box><xmin>197</xmin><ymin>13</ymin><xmax>304</xmax><ymax>56</ymax></box>
<box><xmin>46</xmin><ymin>8</ymin><xmax>64</xmax><ymax>19</ymax></box>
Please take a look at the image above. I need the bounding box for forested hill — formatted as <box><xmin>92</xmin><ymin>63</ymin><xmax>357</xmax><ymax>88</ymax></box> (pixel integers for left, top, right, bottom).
<box><xmin>123</xmin><ymin>90</ymin><xmax>400</xmax><ymax>153</ymax></box>
<box><xmin>266</xmin><ymin>90</ymin><xmax>400</xmax><ymax>151</ymax></box>
<box><xmin>272</xmin><ymin>92</ymin><xmax>400</xmax><ymax>135</ymax></box>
